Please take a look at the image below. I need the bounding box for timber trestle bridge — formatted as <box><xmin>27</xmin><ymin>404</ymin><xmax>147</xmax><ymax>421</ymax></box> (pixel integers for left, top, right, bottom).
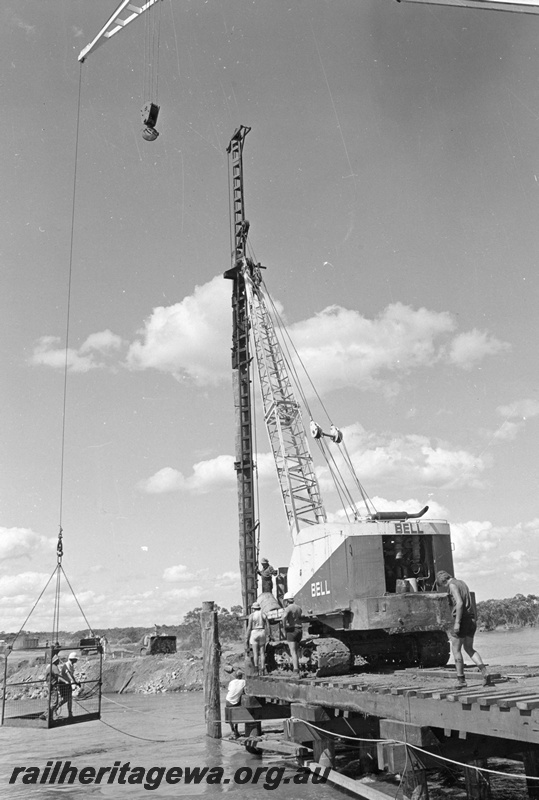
<box><xmin>228</xmin><ymin>666</ymin><xmax>539</xmax><ymax>800</ymax></box>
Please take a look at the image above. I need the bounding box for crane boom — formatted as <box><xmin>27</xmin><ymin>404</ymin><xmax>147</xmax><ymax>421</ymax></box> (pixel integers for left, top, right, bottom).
<box><xmin>78</xmin><ymin>0</ymin><xmax>163</xmax><ymax>62</ymax></box>
<box><xmin>396</xmin><ymin>0</ymin><xmax>539</xmax><ymax>14</ymax></box>
<box><xmin>244</xmin><ymin>271</ymin><xmax>327</xmax><ymax>537</ymax></box>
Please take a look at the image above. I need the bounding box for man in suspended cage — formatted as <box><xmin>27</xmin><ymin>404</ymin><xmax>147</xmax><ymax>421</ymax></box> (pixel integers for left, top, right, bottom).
<box><xmin>57</xmin><ymin>652</ymin><xmax>82</xmax><ymax>718</ymax></box>
<box><xmin>40</xmin><ymin>654</ymin><xmax>69</xmax><ymax>721</ymax></box>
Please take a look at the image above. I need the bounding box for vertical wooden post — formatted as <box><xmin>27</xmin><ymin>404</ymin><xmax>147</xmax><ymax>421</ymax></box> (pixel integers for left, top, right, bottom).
<box><xmin>523</xmin><ymin>751</ymin><xmax>539</xmax><ymax>799</ymax></box>
<box><xmin>358</xmin><ymin>741</ymin><xmax>375</xmax><ymax>775</ymax></box>
<box><xmin>402</xmin><ymin>749</ymin><xmax>429</xmax><ymax>800</ymax></box>
<box><xmin>313</xmin><ymin>736</ymin><xmax>335</xmax><ymax>769</ymax></box>
<box><xmin>201</xmin><ymin>601</ymin><xmax>221</xmax><ymax>739</ymax></box>
<box><xmin>464</xmin><ymin>759</ymin><xmax>490</xmax><ymax>800</ymax></box>
<box><xmin>1</xmin><ymin>654</ymin><xmax>8</xmax><ymax>724</ymax></box>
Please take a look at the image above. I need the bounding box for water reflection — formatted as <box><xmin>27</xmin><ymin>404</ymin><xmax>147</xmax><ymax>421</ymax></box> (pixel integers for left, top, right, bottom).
<box><xmin>1</xmin><ymin>693</ymin><xmax>336</xmax><ymax>799</ymax></box>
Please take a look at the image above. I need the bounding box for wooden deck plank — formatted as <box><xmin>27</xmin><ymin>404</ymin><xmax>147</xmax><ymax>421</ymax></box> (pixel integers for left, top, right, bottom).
<box><xmin>246</xmin><ymin>675</ymin><xmax>539</xmax><ymax>744</ymax></box>
<box><xmin>517</xmin><ymin>699</ymin><xmax>539</xmax><ymax>711</ymax></box>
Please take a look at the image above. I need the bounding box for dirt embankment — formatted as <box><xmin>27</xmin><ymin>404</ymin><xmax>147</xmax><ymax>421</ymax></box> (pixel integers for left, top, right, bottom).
<box><xmin>3</xmin><ymin>645</ymin><xmax>245</xmax><ymax>697</ymax></box>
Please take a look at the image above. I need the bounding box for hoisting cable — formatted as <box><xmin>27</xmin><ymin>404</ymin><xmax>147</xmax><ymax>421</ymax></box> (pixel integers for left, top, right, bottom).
<box><xmin>141</xmin><ymin>0</ymin><xmax>163</xmax><ymax>141</ymax></box>
<box><xmin>45</xmin><ymin>63</ymin><xmax>86</xmax><ymax>649</ymax></box>
<box><xmin>257</xmin><ymin>274</ymin><xmax>376</xmax><ymax>515</ymax></box>
<box><xmin>8</xmin><ymin>570</ymin><xmax>57</xmax><ymax>651</ymax></box>
<box><xmin>143</xmin><ymin>0</ymin><xmax>162</xmax><ymax>107</ymax></box>
<box><xmin>58</xmin><ymin>63</ymin><xmax>83</xmax><ymax>536</ymax></box>
<box><xmin>250</xmin><ymin>340</ymin><xmax>262</xmax><ymax>564</ymax></box>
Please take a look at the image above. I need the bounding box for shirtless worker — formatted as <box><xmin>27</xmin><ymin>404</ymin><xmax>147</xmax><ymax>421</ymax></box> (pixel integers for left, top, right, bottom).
<box><xmin>436</xmin><ymin>570</ymin><xmax>492</xmax><ymax>688</ymax></box>
<box><xmin>282</xmin><ymin>592</ymin><xmax>303</xmax><ymax>675</ymax></box>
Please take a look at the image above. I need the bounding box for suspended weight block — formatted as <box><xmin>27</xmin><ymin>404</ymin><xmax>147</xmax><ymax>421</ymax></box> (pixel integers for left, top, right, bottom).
<box><xmin>1</xmin><ymin>646</ymin><xmax>102</xmax><ymax>730</ymax></box>
<box><xmin>142</xmin><ymin>101</ymin><xmax>160</xmax><ymax>128</ymax></box>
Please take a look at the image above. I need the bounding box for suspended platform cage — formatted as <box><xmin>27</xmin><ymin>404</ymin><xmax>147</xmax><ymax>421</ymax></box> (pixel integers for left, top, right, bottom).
<box><xmin>1</xmin><ymin>645</ymin><xmax>102</xmax><ymax>730</ymax></box>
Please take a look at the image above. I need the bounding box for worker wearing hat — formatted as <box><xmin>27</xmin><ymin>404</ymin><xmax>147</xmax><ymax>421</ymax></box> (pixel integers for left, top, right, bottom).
<box><xmin>245</xmin><ymin>601</ymin><xmax>269</xmax><ymax>675</ymax></box>
<box><xmin>257</xmin><ymin>557</ymin><xmax>277</xmax><ymax>594</ymax></box>
<box><xmin>282</xmin><ymin>592</ymin><xmax>303</xmax><ymax>675</ymax></box>
<box><xmin>40</xmin><ymin>653</ymin><xmax>70</xmax><ymax>721</ymax></box>
<box><xmin>57</xmin><ymin>652</ymin><xmax>82</xmax><ymax>718</ymax></box>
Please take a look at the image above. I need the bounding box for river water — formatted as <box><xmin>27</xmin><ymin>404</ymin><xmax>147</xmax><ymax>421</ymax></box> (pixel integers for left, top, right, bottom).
<box><xmin>1</xmin><ymin>628</ymin><xmax>537</xmax><ymax>799</ymax></box>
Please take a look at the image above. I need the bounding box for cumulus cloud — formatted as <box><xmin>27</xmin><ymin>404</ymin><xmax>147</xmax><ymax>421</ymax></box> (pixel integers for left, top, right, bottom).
<box><xmin>318</xmin><ymin>423</ymin><xmax>487</xmax><ymax>493</ymax></box>
<box><xmin>0</xmin><ymin>571</ymin><xmax>51</xmax><ymax>598</ymax></box>
<box><xmin>447</xmin><ymin>329</ymin><xmax>510</xmax><ymax>370</ymax></box>
<box><xmin>141</xmin><ymin>424</ymin><xmax>486</xmax><ymax>500</ymax></box>
<box><xmin>139</xmin><ymin>452</ymin><xmax>276</xmax><ymax>495</ymax></box>
<box><xmin>30</xmin><ymin>276</ymin><xmax>509</xmax><ymax>396</ymax></box>
<box><xmin>0</xmin><ymin>568</ymin><xmax>240</xmax><ymax>630</ymax></box>
<box><xmin>79</xmin><ymin>330</ymin><xmax>123</xmax><ymax>354</ymax></box>
<box><xmin>125</xmin><ymin>276</ymin><xmax>231</xmax><ymax>384</ymax></box>
<box><xmin>483</xmin><ymin>398</ymin><xmax>539</xmax><ymax>443</ymax></box>
<box><xmin>451</xmin><ymin>520</ymin><xmax>500</xmax><ymax>564</ymax></box>
<box><xmin>450</xmin><ymin>516</ymin><xmax>539</xmax><ymax>593</ymax></box>
<box><xmin>508</xmin><ymin>550</ymin><xmax>527</xmax><ymax>565</ymax></box>
<box><xmin>520</xmin><ymin>518</ymin><xmax>539</xmax><ymax>535</ymax></box>
<box><xmin>498</xmin><ymin>399</ymin><xmax>539</xmax><ymax>419</ymax></box>
<box><xmin>163</xmin><ymin>564</ymin><xmax>198</xmax><ymax>582</ymax></box>
<box><xmin>139</xmin><ymin>467</ymin><xmax>187</xmax><ymax>494</ymax></box>
<box><xmin>161</xmin><ymin>586</ymin><xmax>204</xmax><ymax>601</ymax></box>
<box><xmin>215</xmin><ymin>571</ymin><xmax>241</xmax><ymax>588</ymax></box>
<box><xmin>0</xmin><ymin>527</ymin><xmax>55</xmax><ymax>563</ymax></box>
<box><xmin>30</xmin><ymin>330</ymin><xmax>124</xmax><ymax>373</ymax></box>
<box><xmin>287</xmin><ymin>302</ymin><xmax>455</xmax><ymax>396</ymax></box>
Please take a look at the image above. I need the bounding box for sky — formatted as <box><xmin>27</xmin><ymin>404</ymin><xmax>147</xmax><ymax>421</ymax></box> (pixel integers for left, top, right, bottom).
<box><xmin>1</xmin><ymin>0</ymin><xmax>538</xmax><ymax>632</ymax></box>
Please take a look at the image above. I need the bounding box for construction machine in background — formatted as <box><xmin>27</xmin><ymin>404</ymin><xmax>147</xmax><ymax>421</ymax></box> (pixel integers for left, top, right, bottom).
<box><xmin>225</xmin><ymin>127</ymin><xmax>455</xmax><ymax>677</ymax></box>
<box><xmin>138</xmin><ymin>634</ymin><xmax>177</xmax><ymax>656</ymax></box>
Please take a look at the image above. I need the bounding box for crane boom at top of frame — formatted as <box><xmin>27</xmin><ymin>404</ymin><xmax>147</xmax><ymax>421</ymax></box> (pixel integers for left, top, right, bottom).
<box><xmin>396</xmin><ymin>0</ymin><xmax>539</xmax><ymax>14</ymax></box>
<box><xmin>78</xmin><ymin>0</ymin><xmax>163</xmax><ymax>62</ymax></box>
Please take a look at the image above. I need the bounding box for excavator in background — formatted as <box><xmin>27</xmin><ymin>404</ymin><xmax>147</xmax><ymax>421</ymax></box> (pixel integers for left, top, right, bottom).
<box><xmin>224</xmin><ymin>126</ymin><xmax>456</xmax><ymax>676</ymax></box>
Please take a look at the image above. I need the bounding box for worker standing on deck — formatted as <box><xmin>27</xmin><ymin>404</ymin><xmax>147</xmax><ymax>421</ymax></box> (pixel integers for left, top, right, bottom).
<box><xmin>257</xmin><ymin>558</ymin><xmax>277</xmax><ymax>594</ymax></box>
<box><xmin>282</xmin><ymin>592</ymin><xmax>303</xmax><ymax>675</ymax></box>
<box><xmin>436</xmin><ymin>571</ymin><xmax>492</xmax><ymax>688</ymax></box>
<box><xmin>245</xmin><ymin>602</ymin><xmax>269</xmax><ymax>675</ymax></box>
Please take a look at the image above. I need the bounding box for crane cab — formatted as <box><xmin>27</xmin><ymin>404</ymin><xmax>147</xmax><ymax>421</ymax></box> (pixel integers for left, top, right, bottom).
<box><xmin>287</xmin><ymin>515</ymin><xmax>455</xmax><ymax>667</ymax></box>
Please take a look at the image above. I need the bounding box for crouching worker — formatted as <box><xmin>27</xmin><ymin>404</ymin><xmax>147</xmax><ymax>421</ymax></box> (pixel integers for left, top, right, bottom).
<box><xmin>436</xmin><ymin>570</ymin><xmax>492</xmax><ymax>688</ymax></box>
<box><xmin>225</xmin><ymin>670</ymin><xmax>245</xmax><ymax>738</ymax></box>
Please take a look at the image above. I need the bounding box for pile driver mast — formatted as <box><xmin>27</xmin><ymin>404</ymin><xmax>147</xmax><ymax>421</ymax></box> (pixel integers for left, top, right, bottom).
<box><xmin>224</xmin><ymin>126</ymin><xmax>257</xmax><ymax>617</ymax></box>
<box><xmin>224</xmin><ymin>126</ymin><xmax>327</xmax><ymax>616</ymax></box>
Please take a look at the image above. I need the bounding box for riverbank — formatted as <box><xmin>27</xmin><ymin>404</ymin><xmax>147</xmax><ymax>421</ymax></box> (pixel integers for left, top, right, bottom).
<box><xmin>2</xmin><ymin>644</ymin><xmax>245</xmax><ymax>696</ymax></box>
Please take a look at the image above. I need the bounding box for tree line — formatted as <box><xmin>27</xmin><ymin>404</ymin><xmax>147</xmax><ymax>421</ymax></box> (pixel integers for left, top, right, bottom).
<box><xmin>0</xmin><ymin>605</ymin><xmax>244</xmax><ymax>648</ymax></box>
<box><xmin>3</xmin><ymin>595</ymin><xmax>536</xmax><ymax>644</ymax></box>
<box><xmin>476</xmin><ymin>594</ymin><xmax>539</xmax><ymax>630</ymax></box>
